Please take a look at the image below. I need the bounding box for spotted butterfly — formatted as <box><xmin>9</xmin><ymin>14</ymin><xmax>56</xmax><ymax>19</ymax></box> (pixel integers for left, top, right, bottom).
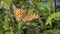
<box><xmin>12</xmin><ymin>4</ymin><xmax>39</xmax><ymax>22</ymax></box>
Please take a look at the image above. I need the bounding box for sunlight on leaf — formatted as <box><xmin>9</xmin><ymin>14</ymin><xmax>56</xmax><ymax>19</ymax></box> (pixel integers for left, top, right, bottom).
<box><xmin>46</xmin><ymin>12</ymin><xmax>60</xmax><ymax>25</ymax></box>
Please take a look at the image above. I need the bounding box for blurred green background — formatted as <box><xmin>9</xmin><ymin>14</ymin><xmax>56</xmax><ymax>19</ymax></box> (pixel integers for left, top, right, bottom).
<box><xmin>0</xmin><ymin>0</ymin><xmax>60</xmax><ymax>34</ymax></box>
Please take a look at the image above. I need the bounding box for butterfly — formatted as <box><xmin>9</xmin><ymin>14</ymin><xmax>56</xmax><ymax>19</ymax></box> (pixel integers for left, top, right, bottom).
<box><xmin>12</xmin><ymin>4</ymin><xmax>39</xmax><ymax>22</ymax></box>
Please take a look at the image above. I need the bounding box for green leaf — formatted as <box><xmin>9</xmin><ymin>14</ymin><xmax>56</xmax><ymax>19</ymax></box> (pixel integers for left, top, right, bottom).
<box><xmin>22</xmin><ymin>26</ymin><xmax>27</xmax><ymax>29</ymax></box>
<box><xmin>45</xmin><ymin>12</ymin><xmax>60</xmax><ymax>25</ymax></box>
<box><xmin>2</xmin><ymin>0</ymin><xmax>13</xmax><ymax>10</ymax></box>
<box><xmin>18</xmin><ymin>22</ymin><xmax>24</xmax><ymax>30</ymax></box>
<box><xmin>0</xmin><ymin>2</ymin><xmax>3</xmax><ymax>9</ymax></box>
<box><xmin>28</xmin><ymin>8</ymin><xmax>34</xmax><ymax>12</ymax></box>
<box><xmin>3</xmin><ymin>0</ymin><xmax>13</xmax><ymax>5</ymax></box>
<box><xmin>3</xmin><ymin>16</ymin><xmax>9</xmax><ymax>30</ymax></box>
<box><xmin>5</xmin><ymin>32</ymin><xmax>14</xmax><ymax>34</ymax></box>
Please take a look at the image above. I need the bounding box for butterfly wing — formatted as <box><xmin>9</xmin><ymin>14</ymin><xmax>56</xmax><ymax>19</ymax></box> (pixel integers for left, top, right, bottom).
<box><xmin>22</xmin><ymin>12</ymin><xmax>39</xmax><ymax>22</ymax></box>
<box><xmin>14</xmin><ymin>8</ymin><xmax>26</xmax><ymax>21</ymax></box>
<box><xmin>12</xmin><ymin>4</ymin><xmax>27</xmax><ymax>21</ymax></box>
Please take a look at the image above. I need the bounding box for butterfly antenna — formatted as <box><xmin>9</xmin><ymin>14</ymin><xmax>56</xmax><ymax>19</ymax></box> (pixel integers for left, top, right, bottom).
<box><xmin>12</xmin><ymin>3</ymin><xmax>16</xmax><ymax>10</ymax></box>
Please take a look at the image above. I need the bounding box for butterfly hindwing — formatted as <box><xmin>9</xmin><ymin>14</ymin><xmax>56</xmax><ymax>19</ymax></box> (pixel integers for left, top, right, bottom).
<box><xmin>22</xmin><ymin>12</ymin><xmax>39</xmax><ymax>22</ymax></box>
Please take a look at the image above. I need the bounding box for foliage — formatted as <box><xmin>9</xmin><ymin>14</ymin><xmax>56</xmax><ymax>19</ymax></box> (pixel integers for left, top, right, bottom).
<box><xmin>46</xmin><ymin>12</ymin><xmax>60</xmax><ymax>25</ymax></box>
<box><xmin>0</xmin><ymin>0</ymin><xmax>60</xmax><ymax>34</ymax></box>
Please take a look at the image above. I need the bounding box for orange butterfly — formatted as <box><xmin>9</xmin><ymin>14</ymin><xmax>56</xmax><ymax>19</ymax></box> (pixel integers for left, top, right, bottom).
<box><xmin>12</xmin><ymin>4</ymin><xmax>39</xmax><ymax>22</ymax></box>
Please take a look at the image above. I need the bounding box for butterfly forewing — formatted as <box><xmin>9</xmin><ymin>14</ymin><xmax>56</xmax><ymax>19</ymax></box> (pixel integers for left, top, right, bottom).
<box><xmin>14</xmin><ymin>8</ymin><xmax>26</xmax><ymax>21</ymax></box>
